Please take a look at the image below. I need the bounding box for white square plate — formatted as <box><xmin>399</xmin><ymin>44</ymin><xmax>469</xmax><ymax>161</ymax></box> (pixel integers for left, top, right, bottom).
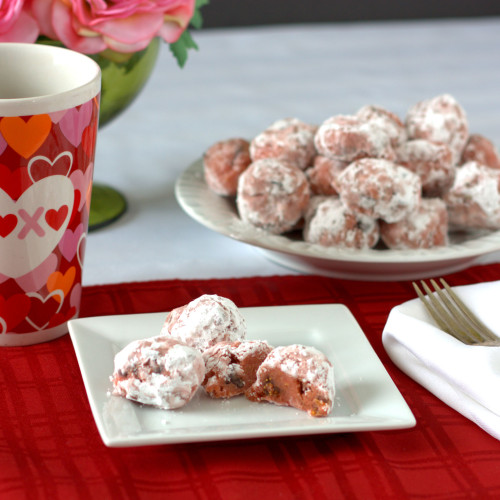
<box><xmin>68</xmin><ymin>304</ymin><xmax>415</xmax><ymax>447</ymax></box>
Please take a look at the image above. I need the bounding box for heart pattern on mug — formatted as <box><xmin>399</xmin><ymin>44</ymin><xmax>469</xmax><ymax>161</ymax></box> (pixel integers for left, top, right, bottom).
<box><xmin>0</xmin><ymin>214</ymin><xmax>17</xmax><ymax>238</ymax></box>
<box><xmin>0</xmin><ymin>164</ymin><xmax>31</xmax><ymax>201</ymax></box>
<box><xmin>15</xmin><ymin>253</ymin><xmax>58</xmax><ymax>293</ymax></box>
<box><xmin>0</xmin><ymin>133</ymin><xmax>7</xmax><ymax>156</ymax></box>
<box><xmin>70</xmin><ymin>165</ymin><xmax>93</xmax><ymax>211</ymax></box>
<box><xmin>82</xmin><ymin>121</ymin><xmax>98</xmax><ymax>158</ymax></box>
<box><xmin>28</xmin><ymin>151</ymin><xmax>73</xmax><ymax>183</ymax></box>
<box><xmin>48</xmin><ymin>110</ymin><xmax>67</xmax><ymax>124</ymax></box>
<box><xmin>70</xmin><ymin>283</ymin><xmax>81</xmax><ymax>309</ymax></box>
<box><xmin>59</xmin><ymin>223</ymin><xmax>84</xmax><ymax>262</ymax></box>
<box><xmin>47</xmin><ymin>266</ymin><xmax>76</xmax><ymax>303</ymax></box>
<box><xmin>59</xmin><ymin>101</ymin><xmax>93</xmax><ymax>147</ymax></box>
<box><xmin>0</xmin><ymin>294</ymin><xmax>30</xmax><ymax>332</ymax></box>
<box><xmin>0</xmin><ymin>175</ymin><xmax>74</xmax><ymax>278</ymax></box>
<box><xmin>0</xmin><ymin>115</ymin><xmax>51</xmax><ymax>158</ymax></box>
<box><xmin>0</xmin><ymin>96</ymin><xmax>98</xmax><ymax>338</ymax></box>
<box><xmin>45</xmin><ymin>205</ymin><xmax>69</xmax><ymax>231</ymax></box>
<box><xmin>48</xmin><ymin>306</ymin><xmax>77</xmax><ymax>329</ymax></box>
<box><xmin>25</xmin><ymin>290</ymin><xmax>64</xmax><ymax>331</ymax></box>
<box><xmin>77</xmin><ymin>232</ymin><xmax>87</xmax><ymax>269</ymax></box>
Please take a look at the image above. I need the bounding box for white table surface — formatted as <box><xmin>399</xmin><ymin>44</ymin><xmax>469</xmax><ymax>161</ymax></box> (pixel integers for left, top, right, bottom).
<box><xmin>83</xmin><ymin>17</ymin><xmax>500</xmax><ymax>286</ymax></box>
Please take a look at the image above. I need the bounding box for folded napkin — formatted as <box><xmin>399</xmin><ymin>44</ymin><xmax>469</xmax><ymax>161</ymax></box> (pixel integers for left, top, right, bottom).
<box><xmin>382</xmin><ymin>280</ymin><xmax>500</xmax><ymax>441</ymax></box>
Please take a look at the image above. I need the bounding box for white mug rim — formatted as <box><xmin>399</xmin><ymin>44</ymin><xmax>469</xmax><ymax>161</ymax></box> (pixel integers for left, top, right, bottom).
<box><xmin>0</xmin><ymin>43</ymin><xmax>101</xmax><ymax>117</ymax></box>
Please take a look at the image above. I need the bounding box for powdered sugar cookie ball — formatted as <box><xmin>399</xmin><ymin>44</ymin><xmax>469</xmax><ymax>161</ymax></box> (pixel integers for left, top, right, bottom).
<box><xmin>356</xmin><ymin>104</ymin><xmax>407</xmax><ymax>148</ymax></box>
<box><xmin>405</xmin><ymin>94</ymin><xmax>469</xmax><ymax>165</ymax></box>
<box><xmin>246</xmin><ymin>344</ymin><xmax>335</xmax><ymax>417</ymax></box>
<box><xmin>161</xmin><ymin>295</ymin><xmax>247</xmax><ymax>352</ymax></box>
<box><xmin>305</xmin><ymin>156</ymin><xmax>347</xmax><ymax>196</ymax></box>
<box><xmin>445</xmin><ymin>161</ymin><xmax>500</xmax><ymax>230</ymax></box>
<box><xmin>110</xmin><ymin>336</ymin><xmax>205</xmax><ymax>410</ymax></box>
<box><xmin>202</xmin><ymin>340</ymin><xmax>273</xmax><ymax>399</ymax></box>
<box><xmin>303</xmin><ymin>196</ymin><xmax>379</xmax><ymax>249</ymax></box>
<box><xmin>314</xmin><ymin>114</ymin><xmax>396</xmax><ymax>163</ymax></box>
<box><xmin>236</xmin><ymin>158</ymin><xmax>310</xmax><ymax>234</ymax></box>
<box><xmin>336</xmin><ymin>158</ymin><xmax>422</xmax><ymax>223</ymax></box>
<box><xmin>203</xmin><ymin>138</ymin><xmax>251</xmax><ymax>196</ymax></box>
<box><xmin>461</xmin><ymin>134</ymin><xmax>500</xmax><ymax>170</ymax></box>
<box><xmin>380</xmin><ymin>198</ymin><xmax>449</xmax><ymax>249</ymax></box>
<box><xmin>396</xmin><ymin>139</ymin><xmax>455</xmax><ymax>197</ymax></box>
<box><xmin>250</xmin><ymin>118</ymin><xmax>317</xmax><ymax>170</ymax></box>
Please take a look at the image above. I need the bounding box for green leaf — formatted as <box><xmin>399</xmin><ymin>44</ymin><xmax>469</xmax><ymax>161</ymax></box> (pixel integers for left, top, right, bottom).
<box><xmin>170</xmin><ymin>31</ymin><xmax>199</xmax><ymax>68</ymax></box>
<box><xmin>191</xmin><ymin>0</ymin><xmax>210</xmax><ymax>29</ymax></box>
<box><xmin>169</xmin><ymin>0</ymin><xmax>208</xmax><ymax>66</ymax></box>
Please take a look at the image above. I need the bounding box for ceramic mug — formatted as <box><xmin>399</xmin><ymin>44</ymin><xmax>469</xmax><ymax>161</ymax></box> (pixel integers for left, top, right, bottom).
<box><xmin>0</xmin><ymin>43</ymin><xmax>101</xmax><ymax>346</ymax></box>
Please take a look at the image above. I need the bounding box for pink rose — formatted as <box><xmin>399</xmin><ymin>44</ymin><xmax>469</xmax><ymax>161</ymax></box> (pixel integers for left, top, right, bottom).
<box><xmin>32</xmin><ymin>0</ymin><xmax>195</xmax><ymax>53</ymax></box>
<box><xmin>0</xmin><ymin>0</ymin><xmax>40</xmax><ymax>42</ymax></box>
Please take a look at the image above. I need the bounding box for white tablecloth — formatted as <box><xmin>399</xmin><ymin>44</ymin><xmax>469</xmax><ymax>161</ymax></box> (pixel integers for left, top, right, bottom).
<box><xmin>83</xmin><ymin>17</ymin><xmax>500</xmax><ymax>286</ymax></box>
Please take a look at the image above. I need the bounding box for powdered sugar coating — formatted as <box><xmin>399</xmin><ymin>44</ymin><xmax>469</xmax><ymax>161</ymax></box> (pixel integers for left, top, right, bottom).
<box><xmin>203</xmin><ymin>340</ymin><xmax>273</xmax><ymax>398</ymax></box>
<box><xmin>380</xmin><ymin>198</ymin><xmax>449</xmax><ymax>249</ymax></box>
<box><xmin>236</xmin><ymin>158</ymin><xmax>310</xmax><ymax>234</ymax></box>
<box><xmin>337</xmin><ymin>158</ymin><xmax>422</xmax><ymax>223</ymax></box>
<box><xmin>314</xmin><ymin>114</ymin><xmax>396</xmax><ymax>163</ymax></box>
<box><xmin>356</xmin><ymin>104</ymin><xmax>407</xmax><ymax>148</ymax></box>
<box><xmin>250</xmin><ymin>118</ymin><xmax>317</xmax><ymax>170</ymax></box>
<box><xmin>203</xmin><ymin>138</ymin><xmax>251</xmax><ymax>196</ymax></box>
<box><xmin>111</xmin><ymin>336</ymin><xmax>205</xmax><ymax>410</ymax></box>
<box><xmin>396</xmin><ymin>139</ymin><xmax>455</xmax><ymax>197</ymax></box>
<box><xmin>405</xmin><ymin>94</ymin><xmax>469</xmax><ymax>165</ymax></box>
<box><xmin>304</xmin><ymin>196</ymin><xmax>379</xmax><ymax>249</ymax></box>
<box><xmin>461</xmin><ymin>134</ymin><xmax>500</xmax><ymax>170</ymax></box>
<box><xmin>247</xmin><ymin>344</ymin><xmax>335</xmax><ymax>417</ymax></box>
<box><xmin>445</xmin><ymin>161</ymin><xmax>500</xmax><ymax>230</ymax></box>
<box><xmin>305</xmin><ymin>155</ymin><xmax>347</xmax><ymax>195</ymax></box>
<box><xmin>161</xmin><ymin>295</ymin><xmax>247</xmax><ymax>352</ymax></box>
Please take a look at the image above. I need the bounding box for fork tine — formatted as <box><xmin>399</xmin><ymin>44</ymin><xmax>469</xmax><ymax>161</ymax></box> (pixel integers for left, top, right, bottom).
<box><xmin>412</xmin><ymin>281</ymin><xmax>472</xmax><ymax>344</ymax></box>
<box><xmin>427</xmin><ymin>279</ymin><xmax>484</xmax><ymax>344</ymax></box>
<box><xmin>438</xmin><ymin>278</ymin><xmax>498</xmax><ymax>343</ymax></box>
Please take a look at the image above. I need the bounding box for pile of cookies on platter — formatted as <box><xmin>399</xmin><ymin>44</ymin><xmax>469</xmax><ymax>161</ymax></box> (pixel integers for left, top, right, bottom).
<box><xmin>203</xmin><ymin>94</ymin><xmax>500</xmax><ymax>250</ymax></box>
<box><xmin>110</xmin><ymin>294</ymin><xmax>335</xmax><ymax>417</ymax></box>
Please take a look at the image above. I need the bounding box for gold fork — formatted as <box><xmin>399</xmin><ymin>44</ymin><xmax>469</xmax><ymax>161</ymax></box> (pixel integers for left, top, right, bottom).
<box><xmin>412</xmin><ymin>278</ymin><xmax>500</xmax><ymax>346</ymax></box>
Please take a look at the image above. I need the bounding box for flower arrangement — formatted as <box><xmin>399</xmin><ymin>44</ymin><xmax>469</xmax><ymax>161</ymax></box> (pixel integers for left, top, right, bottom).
<box><xmin>0</xmin><ymin>0</ymin><xmax>208</xmax><ymax>67</ymax></box>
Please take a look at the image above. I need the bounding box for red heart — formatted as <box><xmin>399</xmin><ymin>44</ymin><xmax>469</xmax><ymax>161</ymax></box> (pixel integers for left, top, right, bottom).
<box><xmin>28</xmin><ymin>154</ymin><xmax>73</xmax><ymax>182</ymax></box>
<box><xmin>26</xmin><ymin>294</ymin><xmax>61</xmax><ymax>330</ymax></box>
<box><xmin>0</xmin><ymin>214</ymin><xmax>17</xmax><ymax>237</ymax></box>
<box><xmin>48</xmin><ymin>306</ymin><xmax>77</xmax><ymax>328</ymax></box>
<box><xmin>0</xmin><ymin>294</ymin><xmax>30</xmax><ymax>332</ymax></box>
<box><xmin>45</xmin><ymin>205</ymin><xmax>69</xmax><ymax>231</ymax></box>
<box><xmin>69</xmin><ymin>190</ymin><xmax>81</xmax><ymax>224</ymax></box>
<box><xmin>82</xmin><ymin>120</ymin><xmax>98</xmax><ymax>158</ymax></box>
<box><xmin>0</xmin><ymin>164</ymin><xmax>32</xmax><ymax>200</ymax></box>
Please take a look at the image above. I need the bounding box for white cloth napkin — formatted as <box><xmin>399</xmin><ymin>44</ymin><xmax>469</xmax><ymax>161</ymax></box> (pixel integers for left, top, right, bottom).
<box><xmin>382</xmin><ymin>280</ymin><xmax>500</xmax><ymax>441</ymax></box>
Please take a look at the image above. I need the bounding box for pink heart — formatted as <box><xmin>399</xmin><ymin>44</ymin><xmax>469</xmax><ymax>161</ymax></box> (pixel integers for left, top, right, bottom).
<box><xmin>59</xmin><ymin>223</ymin><xmax>84</xmax><ymax>262</ymax></box>
<box><xmin>69</xmin><ymin>167</ymin><xmax>93</xmax><ymax>211</ymax></box>
<box><xmin>0</xmin><ymin>133</ymin><xmax>6</xmax><ymax>156</ymax></box>
<box><xmin>15</xmin><ymin>253</ymin><xmax>58</xmax><ymax>293</ymax></box>
<box><xmin>49</xmin><ymin>110</ymin><xmax>68</xmax><ymax>124</ymax></box>
<box><xmin>0</xmin><ymin>272</ymin><xmax>9</xmax><ymax>284</ymax></box>
<box><xmin>59</xmin><ymin>101</ymin><xmax>93</xmax><ymax>147</ymax></box>
<box><xmin>70</xmin><ymin>283</ymin><xmax>81</xmax><ymax>309</ymax></box>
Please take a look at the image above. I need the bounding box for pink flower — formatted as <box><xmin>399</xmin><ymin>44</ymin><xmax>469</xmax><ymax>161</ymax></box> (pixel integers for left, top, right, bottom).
<box><xmin>0</xmin><ymin>0</ymin><xmax>40</xmax><ymax>42</ymax></box>
<box><xmin>32</xmin><ymin>0</ymin><xmax>195</xmax><ymax>53</ymax></box>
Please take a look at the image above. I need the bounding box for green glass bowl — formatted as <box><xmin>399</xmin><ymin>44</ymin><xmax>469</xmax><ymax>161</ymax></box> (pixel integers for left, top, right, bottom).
<box><xmin>88</xmin><ymin>39</ymin><xmax>160</xmax><ymax>230</ymax></box>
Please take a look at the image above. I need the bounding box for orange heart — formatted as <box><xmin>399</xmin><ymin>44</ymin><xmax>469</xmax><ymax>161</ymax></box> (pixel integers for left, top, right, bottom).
<box><xmin>46</xmin><ymin>266</ymin><xmax>76</xmax><ymax>304</ymax></box>
<box><xmin>0</xmin><ymin>115</ymin><xmax>52</xmax><ymax>159</ymax></box>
